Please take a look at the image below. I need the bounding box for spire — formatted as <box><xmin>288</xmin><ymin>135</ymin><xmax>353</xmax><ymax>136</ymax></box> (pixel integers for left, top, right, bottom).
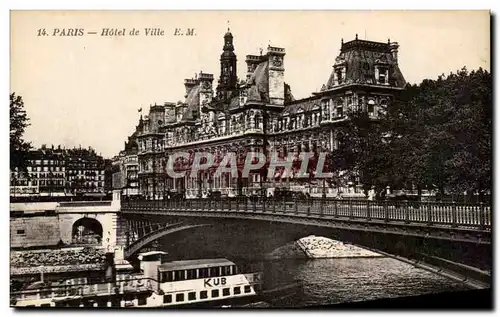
<box><xmin>355</xmin><ymin>33</ymin><xmax>358</xmax><ymax>40</ymax></box>
<box><xmin>217</xmin><ymin>27</ymin><xmax>237</xmax><ymax>100</ymax></box>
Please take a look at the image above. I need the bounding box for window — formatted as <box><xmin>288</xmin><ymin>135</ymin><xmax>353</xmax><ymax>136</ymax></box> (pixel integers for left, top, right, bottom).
<box><xmin>138</xmin><ymin>297</ymin><xmax>147</xmax><ymax>306</ymax></box>
<box><xmin>223</xmin><ymin>288</ymin><xmax>230</xmax><ymax>296</ymax></box>
<box><xmin>17</xmin><ymin>230</ymin><xmax>25</xmax><ymax>235</ymax></box>
<box><xmin>188</xmin><ymin>292</ymin><xmax>196</xmax><ymax>301</ymax></box>
<box><xmin>187</xmin><ymin>269</ymin><xmax>197</xmax><ymax>280</ymax></box>
<box><xmin>244</xmin><ymin>285</ymin><xmax>252</xmax><ymax>293</ymax></box>
<box><xmin>163</xmin><ymin>295</ymin><xmax>172</xmax><ymax>304</ymax></box>
<box><xmin>209</xmin><ymin>267</ymin><xmax>220</xmax><ymax>277</ymax></box>
<box><xmin>233</xmin><ymin>287</ymin><xmax>241</xmax><ymax>295</ymax></box>
<box><xmin>336</xmin><ymin>69</ymin><xmax>343</xmax><ymax>84</ymax></box>
<box><xmin>368</xmin><ymin>100</ymin><xmax>375</xmax><ymax>113</ymax></box>
<box><xmin>337</xmin><ymin>106</ymin><xmax>343</xmax><ymax>118</ymax></box>
<box><xmin>40</xmin><ymin>304</ymin><xmax>51</xmax><ymax>307</ymax></box>
<box><xmin>175</xmin><ymin>293</ymin><xmax>184</xmax><ymax>302</ymax></box>
<box><xmin>221</xmin><ymin>266</ymin><xmax>231</xmax><ymax>276</ymax></box>
<box><xmin>199</xmin><ymin>268</ymin><xmax>209</xmax><ymax>278</ymax></box>
<box><xmin>174</xmin><ymin>270</ymin><xmax>185</xmax><ymax>281</ymax></box>
<box><xmin>200</xmin><ymin>291</ymin><xmax>208</xmax><ymax>299</ymax></box>
<box><xmin>211</xmin><ymin>289</ymin><xmax>219</xmax><ymax>298</ymax></box>
<box><xmin>378</xmin><ymin>68</ymin><xmax>387</xmax><ymax>84</ymax></box>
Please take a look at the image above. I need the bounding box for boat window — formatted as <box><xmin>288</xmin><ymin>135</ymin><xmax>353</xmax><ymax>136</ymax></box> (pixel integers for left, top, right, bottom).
<box><xmin>187</xmin><ymin>269</ymin><xmax>197</xmax><ymax>280</ymax></box>
<box><xmin>244</xmin><ymin>285</ymin><xmax>251</xmax><ymax>293</ymax></box>
<box><xmin>176</xmin><ymin>293</ymin><xmax>184</xmax><ymax>302</ymax></box>
<box><xmin>211</xmin><ymin>289</ymin><xmax>219</xmax><ymax>298</ymax></box>
<box><xmin>223</xmin><ymin>288</ymin><xmax>230</xmax><ymax>296</ymax></box>
<box><xmin>164</xmin><ymin>271</ymin><xmax>173</xmax><ymax>282</ymax></box>
<box><xmin>163</xmin><ymin>295</ymin><xmax>172</xmax><ymax>303</ymax></box>
<box><xmin>233</xmin><ymin>287</ymin><xmax>241</xmax><ymax>295</ymax></box>
<box><xmin>200</xmin><ymin>290</ymin><xmax>208</xmax><ymax>299</ymax></box>
<box><xmin>232</xmin><ymin>265</ymin><xmax>238</xmax><ymax>274</ymax></box>
<box><xmin>138</xmin><ymin>297</ymin><xmax>147</xmax><ymax>306</ymax></box>
<box><xmin>221</xmin><ymin>266</ymin><xmax>231</xmax><ymax>276</ymax></box>
<box><xmin>188</xmin><ymin>292</ymin><xmax>196</xmax><ymax>301</ymax></box>
<box><xmin>174</xmin><ymin>270</ymin><xmax>185</xmax><ymax>281</ymax></box>
<box><xmin>40</xmin><ymin>304</ymin><xmax>51</xmax><ymax>307</ymax></box>
<box><xmin>209</xmin><ymin>267</ymin><xmax>220</xmax><ymax>277</ymax></box>
<box><xmin>199</xmin><ymin>268</ymin><xmax>209</xmax><ymax>278</ymax></box>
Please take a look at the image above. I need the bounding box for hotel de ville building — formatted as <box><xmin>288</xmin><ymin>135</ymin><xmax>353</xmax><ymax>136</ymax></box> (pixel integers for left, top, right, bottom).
<box><xmin>121</xmin><ymin>30</ymin><xmax>406</xmax><ymax>200</ymax></box>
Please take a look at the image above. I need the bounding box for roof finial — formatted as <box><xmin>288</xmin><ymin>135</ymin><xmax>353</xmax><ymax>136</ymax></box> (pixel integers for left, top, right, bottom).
<box><xmin>268</xmin><ymin>39</ymin><xmax>272</xmax><ymax>48</ymax></box>
<box><xmin>388</xmin><ymin>38</ymin><xmax>391</xmax><ymax>44</ymax></box>
<box><xmin>259</xmin><ymin>47</ymin><xmax>263</xmax><ymax>56</ymax></box>
<box><xmin>227</xmin><ymin>20</ymin><xmax>230</xmax><ymax>32</ymax></box>
<box><xmin>355</xmin><ymin>33</ymin><xmax>358</xmax><ymax>40</ymax></box>
<box><xmin>341</xmin><ymin>38</ymin><xmax>344</xmax><ymax>45</ymax></box>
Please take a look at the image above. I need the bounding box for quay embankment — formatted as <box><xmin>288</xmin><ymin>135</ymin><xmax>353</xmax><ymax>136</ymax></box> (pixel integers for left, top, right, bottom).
<box><xmin>10</xmin><ymin>247</ymin><xmax>108</xmax><ymax>287</ymax></box>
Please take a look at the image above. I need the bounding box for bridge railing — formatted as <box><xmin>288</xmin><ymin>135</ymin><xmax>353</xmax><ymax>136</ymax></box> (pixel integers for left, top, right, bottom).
<box><xmin>121</xmin><ymin>197</ymin><xmax>491</xmax><ymax>230</ymax></box>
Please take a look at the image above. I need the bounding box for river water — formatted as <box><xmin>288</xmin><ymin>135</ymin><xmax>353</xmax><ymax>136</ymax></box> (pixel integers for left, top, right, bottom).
<box><xmin>256</xmin><ymin>257</ymin><xmax>470</xmax><ymax>307</ymax></box>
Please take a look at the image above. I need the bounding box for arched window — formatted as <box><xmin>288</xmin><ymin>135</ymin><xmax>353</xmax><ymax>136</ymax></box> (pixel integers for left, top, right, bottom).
<box><xmin>368</xmin><ymin>99</ymin><xmax>376</xmax><ymax>113</ymax></box>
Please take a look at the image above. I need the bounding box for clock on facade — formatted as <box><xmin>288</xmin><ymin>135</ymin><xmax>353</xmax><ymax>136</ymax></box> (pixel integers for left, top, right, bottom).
<box><xmin>272</xmin><ymin>57</ymin><xmax>283</xmax><ymax>67</ymax></box>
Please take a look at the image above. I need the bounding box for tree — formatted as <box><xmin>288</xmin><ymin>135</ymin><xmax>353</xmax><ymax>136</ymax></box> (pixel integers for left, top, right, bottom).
<box><xmin>389</xmin><ymin>67</ymin><xmax>491</xmax><ymax>198</ymax></box>
<box><xmin>10</xmin><ymin>93</ymin><xmax>32</xmax><ymax>173</ymax></box>
<box><xmin>444</xmin><ymin>68</ymin><xmax>492</xmax><ymax>197</ymax></box>
<box><xmin>326</xmin><ymin>67</ymin><xmax>492</xmax><ymax>200</ymax></box>
<box><xmin>328</xmin><ymin>103</ymin><xmax>401</xmax><ymax>196</ymax></box>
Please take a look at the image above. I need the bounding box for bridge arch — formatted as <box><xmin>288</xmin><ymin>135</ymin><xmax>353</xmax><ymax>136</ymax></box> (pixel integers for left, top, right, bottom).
<box><xmin>71</xmin><ymin>217</ymin><xmax>103</xmax><ymax>246</ymax></box>
<box><xmin>124</xmin><ymin>223</ymin><xmax>211</xmax><ymax>259</ymax></box>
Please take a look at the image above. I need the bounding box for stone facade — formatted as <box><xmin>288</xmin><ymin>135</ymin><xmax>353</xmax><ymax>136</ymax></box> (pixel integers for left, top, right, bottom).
<box><xmin>10</xmin><ymin>146</ymin><xmax>109</xmax><ymax>197</ymax></box>
<box><xmin>10</xmin><ymin>216</ymin><xmax>61</xmax><ymax>248</ymax></box>
<box><xmin>10</xmin><ymin>192</ymin><xmax>121</xmax><ymax>251</ymax></box>
<box><xmin>135</xmin><ymin>32</ymin><xmax>406</xmax><ymax>199</ymax></box>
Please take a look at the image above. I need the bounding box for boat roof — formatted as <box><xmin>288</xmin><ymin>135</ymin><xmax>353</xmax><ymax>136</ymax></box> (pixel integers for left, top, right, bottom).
<box><xmin>159</xmin><ymin>258</ymin><xmax>235</xmax><ymax>271</ymax></box>
<box><xmin>138</xmin><ymin>251</ymin><xmax>167</xmax><ymax>260</ymax></box>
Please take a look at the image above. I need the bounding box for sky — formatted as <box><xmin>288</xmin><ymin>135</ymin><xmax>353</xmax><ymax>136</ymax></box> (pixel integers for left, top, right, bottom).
<box><xmin>10</xmin><ymin>10</ymin><xmax>490</xmax><ymax>158</ymax></box>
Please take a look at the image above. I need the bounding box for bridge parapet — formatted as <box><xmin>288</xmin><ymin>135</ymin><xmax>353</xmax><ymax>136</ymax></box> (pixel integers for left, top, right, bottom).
<box><xmin>121</xmin><ymin>198</ymin><xmax>492</xmax><ymax>232</ymax></box>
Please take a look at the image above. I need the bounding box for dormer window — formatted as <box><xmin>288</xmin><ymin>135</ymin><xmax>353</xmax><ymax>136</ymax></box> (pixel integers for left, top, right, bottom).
<box><xmin>336</xmin><ymin>101</ymin><xmax>344</xmax><ymax>118</ymax></box>
<box><xmin>378</xmin><ymin>68</ymin><xmax>387</xmax><ymax>84</ymax></box>
<box><xmin>375</xmin><ymin>63</ymin><xmax>389</xmax><ymax>85</ymax></box>
<box><xmin>336</xmin><ymin>69</ymin><xmax>343</xmax><ymax>84</ymax></box>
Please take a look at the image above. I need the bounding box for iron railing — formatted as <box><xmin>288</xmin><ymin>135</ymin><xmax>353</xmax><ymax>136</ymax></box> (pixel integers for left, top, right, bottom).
<box><xmin>122</xmin><ymin>197</ymin><xmax>492</xmax><ymax>231</ymax></box>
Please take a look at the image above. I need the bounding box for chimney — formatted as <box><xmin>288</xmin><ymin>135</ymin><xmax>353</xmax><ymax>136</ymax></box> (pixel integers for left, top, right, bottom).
<box><xmin>389</xmin><ymin>42</ymin><xmax>399</xmax><ymax>64</ymax></box>
<box><xmin>245</xmin><ymin>55</ymin><xmax>262</xmax><ymax>83</ymax></box>
<box><xmin>266</xmin><ymin>46</ymin><xmax>286</xmax><ymax>106</ymax></box>
<box><xmin>184</xmin><ymin>78</ymin><xmax>198</xmax><ymax>97</ymax></box>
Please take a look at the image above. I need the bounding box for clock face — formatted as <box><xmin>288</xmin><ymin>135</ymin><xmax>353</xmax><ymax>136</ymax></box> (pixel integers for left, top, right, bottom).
<box><xmin>272</xmin><ymin>57</ymin><xmax>283</xmax><ymax>67</ymax></box>
<box><xmin>203</xmin><ymin>81</ymin><xmax>211</xmax><ymax>89</ymax></box>
<box><xmin>165</xmin><ymin>108</ymin><xmax>175</xmax><ymax>120</ymax></box>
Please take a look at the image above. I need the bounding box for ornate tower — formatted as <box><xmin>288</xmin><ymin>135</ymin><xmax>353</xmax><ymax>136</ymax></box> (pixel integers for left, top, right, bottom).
<box><xmin>216</xmin><ymin>29</ymin><xmax>238</xmax><ymax>101</ymax></box>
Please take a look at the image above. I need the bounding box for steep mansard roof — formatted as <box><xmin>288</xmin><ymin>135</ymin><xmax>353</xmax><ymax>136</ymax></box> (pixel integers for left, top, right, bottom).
<box><xmin>281</xmin><ymin>96</ymin><xmax>322</xmax><ymax>115</ymax></box>
<box><xmin>325</xmin><ymin>39</ymin><xmax>406</xmax><ymax>89</ymax></box>
<box><xmin>181</xmin><ymin>85</ymin><xmax>201</xmax><ymax>121</ymax></box>
<box><xmin>246</xmin><ymin>60</ymin><xmax>269</xmax><ymax>103</ymax></box>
